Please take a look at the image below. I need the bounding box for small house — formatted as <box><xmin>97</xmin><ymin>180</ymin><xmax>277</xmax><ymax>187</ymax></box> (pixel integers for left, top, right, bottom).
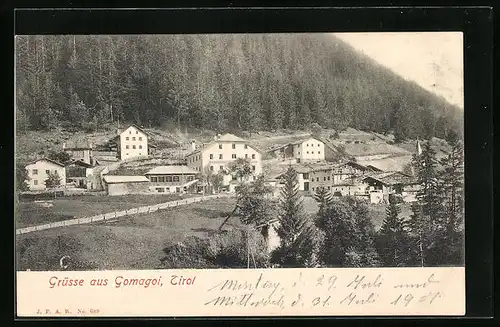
<box><xmin>63</xmin><ymin>141</ymin><xmax>93</xmax><ymax>165</ymax></box>
<box><xmin>65</xmin><ymin>159</ymin><xmax>94</xmax><ymax>189</ymax></box>
<box><xmin>24</xmin><ymin>158</ymin><xmax>66</xmax><ymax>191</ymax></box>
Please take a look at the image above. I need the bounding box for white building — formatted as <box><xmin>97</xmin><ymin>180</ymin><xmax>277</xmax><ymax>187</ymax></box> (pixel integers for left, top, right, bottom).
<box><xmin>24</xmin><ymin>158</ymin><xmax>66</xmax><ymax>191</ymax></box>
<box><xmin>186</xmin><ymin>133</ymin><xmax>262</xmax><ymax>187</ymax></box>
<box><xmin>145</xmin><ymin>165</ymin><xmax>199</xmax><ymax>194</ymax></box>
<box><xmin>270</xmin><ymin>136</ymin><xmax>325</xmax><ymax>163</ymax></box>
<box><xmin>111</xmin><ymin>125</ymin><xmax>149</xmax><ymax>161</ymax></box>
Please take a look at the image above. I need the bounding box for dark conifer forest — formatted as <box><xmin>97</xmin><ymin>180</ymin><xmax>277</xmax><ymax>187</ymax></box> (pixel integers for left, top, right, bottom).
<box><xmin>15</xmin><ymin>34</ymin><xmax>463</xmax><ymax>141</ymax></box>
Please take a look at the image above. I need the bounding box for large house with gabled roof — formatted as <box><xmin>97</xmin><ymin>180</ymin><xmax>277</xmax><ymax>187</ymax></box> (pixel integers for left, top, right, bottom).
<box><xmin>186</xmin><ymin>133</ymin><xmax>262</xmax><ymax>186</ymax></box>
<box><xmin>110</xmin><ymin>124</ymin><xmax>149</xmax><ymax>161</ymax></box>
<box><xmin>24</xmin><ymin>158</ymin><xmax>66</xmax><ymax>191</ymax></box>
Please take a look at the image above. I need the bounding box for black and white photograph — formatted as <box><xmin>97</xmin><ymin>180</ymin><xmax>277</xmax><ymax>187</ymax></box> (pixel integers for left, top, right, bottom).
<box><xmin>15</xmin><ymin>32</ymin><xmax>465</xmax><ymax>272</ymax></box>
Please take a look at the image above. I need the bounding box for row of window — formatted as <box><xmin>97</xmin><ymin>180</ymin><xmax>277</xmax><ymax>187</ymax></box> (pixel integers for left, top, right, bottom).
<box><xmin>128</xmin><ymin>130</ymin><xmax>140</xmax><ymax>134</ymax></box>
<box><xmin>150</xmin><ymin>175</ymin><xmax>195</xmax><ymax>183</ymax></box>
<box><xmin>305</xmin><ymin>143</ymin><xmax>321</xmax><ymax>147</ymax></box>
<box><xmin>220</xmin><ymin>144</ymin><xmax>248</xmax><ymax>149</ymax></box>
<box><xmin>125</xmin><ymin>136</ymin><xmax>143</xmax><ymax>141</ymax></box>
<box><xmin>210</xmin><ymin>165</ymin><xmax>256</xmax><ymax>171</ymax></box>
<box><xmin>209</xmin><ymin>153</ymin><xmax>256</xmax><ymax>160</ymax></box>
<box><xmin>124</xmin><ymin>153</ymin><xmax>143</xmax><ymax>156</ymax></box>
<box><xmin>31</xmin><ymin>169</ymin><xmax>58</xmax><ymax>175</ymax></box>
<box><xmin>125</xmin><ymin>145</ymin><xmax>143</xmax><ymax>149</ymax></box>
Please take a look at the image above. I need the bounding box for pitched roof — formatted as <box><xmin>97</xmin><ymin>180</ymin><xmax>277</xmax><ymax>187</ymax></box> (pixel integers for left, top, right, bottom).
<box><xmin>103</xmin><ymin>175</ymin><xmax>150</xmax><ymax>184</ymax></box>
<box><xmin>217</xmin><ymin>133</ymin><xmax>246</xmax><ymax>142</ymax></box>
<box><xmin>63</xmin><ymin>141</ymin><xmax>92</xmax><ymax>150</ymax></box>
<box><xmin>66</xmin><ymin>159</ymin><xmax>94</xmax><ymax>168</ymax></box>
<box><xmin>27</xmin><ymin>158</ymin><xmax>65</xmax><ymax>168</ymax></box>
<box><xmin>145</xmin><ymin>165</ymin><xmax>198</xmax><ymax>175</ymax></box>
<box><xmin>363</xmin><ymin>171</ymin><xmax>415</xmax><ymax>186</ymax></box>
<box><xmin>289</xmin><ymin>136</ymin><xmax>323</xmax><ymax>146</ymax></box>
<box><xmin>187</xmin><ymin>134</ymin><xmax>262</xmax><ymax>156</ymax></box>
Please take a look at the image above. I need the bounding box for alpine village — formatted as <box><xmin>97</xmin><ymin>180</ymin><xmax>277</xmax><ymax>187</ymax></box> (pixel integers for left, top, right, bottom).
<box><xmin>15</xmin><ymin>35</ymin><xmax>464</xmax><ymax>271</ymax></box>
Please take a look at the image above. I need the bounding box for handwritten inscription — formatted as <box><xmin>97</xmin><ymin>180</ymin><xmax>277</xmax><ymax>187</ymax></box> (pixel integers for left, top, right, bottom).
<box><xmin>204</xmin><ymin>272</ymin><xmax>444</xmax><ymax>311</ymax></box>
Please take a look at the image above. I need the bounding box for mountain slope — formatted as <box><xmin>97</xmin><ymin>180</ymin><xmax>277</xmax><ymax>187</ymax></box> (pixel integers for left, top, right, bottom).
<box><xmin>15</xmin><ymin>34</ymin><xmax>463</xmax><ymax>141</ymax></box>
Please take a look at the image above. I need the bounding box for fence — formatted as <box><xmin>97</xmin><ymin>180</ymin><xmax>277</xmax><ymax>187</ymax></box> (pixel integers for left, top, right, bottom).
<box><xmin>16</xmin><ymin>194</ymin><xmax>232</xmax><ymax>236</ymax></box>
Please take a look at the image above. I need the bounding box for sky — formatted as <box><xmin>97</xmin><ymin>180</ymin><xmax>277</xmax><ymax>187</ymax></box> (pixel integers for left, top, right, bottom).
<box><xmin>335</xmin><ymin>32</ymin><xmax>464</xmax><ymax>109</ymax></box>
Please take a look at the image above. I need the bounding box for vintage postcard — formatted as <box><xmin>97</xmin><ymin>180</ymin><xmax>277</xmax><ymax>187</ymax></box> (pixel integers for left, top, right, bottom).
<box><xmin>15</xmin><ymin>32</ymin><xmax>465</xmax><ymax>317</ymax></box>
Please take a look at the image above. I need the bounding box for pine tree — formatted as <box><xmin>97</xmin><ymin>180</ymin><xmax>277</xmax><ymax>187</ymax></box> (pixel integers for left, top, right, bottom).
<box><xmin>16</xmin><ymin>165</ymin><xmax>30</xmax><ymax>192</ymax></box>
<box><xmin>438</xmin><ymin>139</ymin><xmax>465</xmax><ymax>265</ymax></box>
<box><xmin>313</xmin><ymin>186</ymin><xmax>333</xmax><ymax>218</ymax></box>
<box><xmin>377</xmin><ymin>200</ymin><xmax>411</xmax><ymax>266</ymax></box>
<box><xmin>272</xmin><ymin>166</ymin><xmax>316</xmax><ymax>267</ymax></box>
<box><xmin>236</xmin><ymin>175</ymin><xmax>273</xmax><ymax>227</ymax></box>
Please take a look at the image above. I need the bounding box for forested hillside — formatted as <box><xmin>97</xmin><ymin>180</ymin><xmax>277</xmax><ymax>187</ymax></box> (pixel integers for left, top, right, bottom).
<box><xmin>15</xmin><ymin>34</ymin><xmax>463</xmax><ymax>141</ymax></box>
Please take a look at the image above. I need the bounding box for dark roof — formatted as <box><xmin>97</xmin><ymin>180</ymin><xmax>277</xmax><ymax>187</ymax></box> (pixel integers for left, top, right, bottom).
<box><xmin>337</xmin><ymin>161</ymin><xmax>371</xmax><ymax>171</ymax></box>
<box><xmin>365</xmin><ymin>165</ymin><xmax>384</xmax><ymax>172</ymax></box>
<box><xmin>66</xmin><ymin>159</ymin><xmax>94</xmax><ymax>168</ymax></box>
<box><xmin>63</xmin><ymin>141</ymin><xmax>92</xmax><ymax>150</ymax></box>
<box><xmin>362</xmin><ymin>171</ymin><xmax>415</xmax><ymax>186</ymax></box>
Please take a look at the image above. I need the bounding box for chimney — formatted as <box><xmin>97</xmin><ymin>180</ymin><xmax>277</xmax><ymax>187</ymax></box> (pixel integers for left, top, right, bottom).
<box><xmin>191</xmin><ymin>140</ymin><xmax>196</xmax><ymax>151</ymax></box>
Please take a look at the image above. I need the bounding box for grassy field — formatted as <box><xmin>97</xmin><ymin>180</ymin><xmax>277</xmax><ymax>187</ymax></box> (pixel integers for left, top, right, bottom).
<box><xmin>15</xmin><ymin>193</ymin><xmax>405</xmax><ymax>271</ymax></box>
<box><xmin>16</xmin><ymin>194</ymin><xmax>198</xmax><ymax>228</ymax></box>
<box><xmin>16</xmin><ymin>197</ymin><xmax>241</xmax><ymax>271</ymax></box>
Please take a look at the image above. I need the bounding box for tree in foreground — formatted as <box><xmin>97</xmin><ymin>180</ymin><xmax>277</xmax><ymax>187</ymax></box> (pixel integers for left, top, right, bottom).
<box><xmin>316</xmin><ymin>196</ymin><xmax>380</xmax><ymax>267</ymax></box>
<box><xmin>271</xmin><ymin>166</ymin><xmax>316</xmax><ymax>267</ymax></box>
<box><xmin>376</xmin><ymin>200</ymin><xmax>412</xmax><ymax>267</ymax></box>
<box><xmin>44</xmin><ymin>171</ymin><xmax>62</xmax><ymax>189</ymax></box>
<box><xmin>313</xmin><ymin>186</ymin><xmax>333</xmax><ymax>218</ymax></box>
<box><xmin>16</xmin><ymin>165</ymin><xmax>30</xmax><ymax>192</ymax></box>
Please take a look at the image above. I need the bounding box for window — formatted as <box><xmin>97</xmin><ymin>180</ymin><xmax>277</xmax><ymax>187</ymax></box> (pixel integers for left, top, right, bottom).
<box><xmin>151</xmin><ymin>177</ymin><xmax>158</xmax><ymax>182</ymax></box>
<box><xmin>232</xmin><ymin>144</ymin><xmax>236</xmax><ymax>149</ymax></box>
<box><xmin>210</xmin><ymin>154</ymin><xmax>213</xmax><ymax>159</ymax></box>
<box><xmin>139</xmin><ymin>137</ymin><xmax>142</xmax><ymax>141</ymax></box>
<box><xmin>312</xmin><ymin>151</ymin><xmax>314</xmax><ymax>154</ymax></box>
<box><xmin>219</xmin><ymin>144</ymin><xmax>223</xmax><ymax>149</ymax></box>
<box><xmin>166</xmin><ymin>187</ymin><xmax>170</xmax><ymax>192</ymax></box>
<box><xmin>220</xmin><ymin>165</ymin><xmax>223</xmax><ymax>171</ymax></box>
<box><xmin>324</xmin><ymin>177</ymin><xmax>326</xmax><ymax>181</ymax></box>
<box><xmin>232</xmin><ymin>154</ymin><xmax>236</xmax><ymax>159</ymax></box>
<box><xmin>136</xmin><ymin>131</ymin><xmax>138</xmax><ymax>134</ymax></box>
<box><xmin>46</xmin><ymin>170</ymin><xmax>50</xmax><ymax>175</ymax></box>
<box><xmin>33</xmin><ymin>180</ymin><xmax>38</xmax><ymax>185</ymax></box>
<box><xmin>129</xmin><ymin>131</ymin><xmax>131</xmax><ymax>134</ymax></box>
<box><xmin>245</xmin><ymin>154</ymin><xmax>248</xmax><ymax>158</ymax></box>
<box><xmin>298</xmin><ymin>152</ymin><xmax>300</xmax><ymax>155</ymax></box>
<box><xmin>173</xmin><ymin>176</ymin><xmax>180</xmax><ymax>182</ymax></box>
<box><xmin>166</xmin><ymin>176</ymin><xmax>172</xmax><ymax>182</ymax></box>
<box><xmin>306</xmin><ymin>143</ymin><xmax>309</xmax><ymax>147</ymax></box>
<box><xmin>318</xmin><ymin>144</ymin><xmax>320</xmax><ymax>147</ymax></box>
<box><xmin>252</xmin><ymin>165</ymin><xmax>255</xmax><ymax>171</ymax></box>
<box><xmin>156</xmin><ymin>187</ymin><xmax>164</xmax><ymax>193</ymax></box>
<box><xmin>303</xmin><ymin>173</ymin><xmax>309</xmax><ymax>179</ymax></box>
<box><xmin>139</xmin><ymin>145</ymin><xmax>142</xmax><ymax>149</ymax></box>
<box><xmin>159</xmin><ymin>176</ymin><xmax>165</xmax><ymax>183</ymax></box>
<box><xmin>307</xmin><ymin>151</ymin><xmax>309</xmax><ymax>154</ymax></box>
<box><xmin>328</xmin><ymin>186</ymin><xmax>331</xmax><ymax>190</ymax></box>
<box><xmin>187</xmin><ymin>176</ymin><xmax>194</xmax><ymax>182</ymax></box>
<box><xmin>32</xmin><ymin>169</ymin><xmax>38</xmax><ymax>175</ymax></box>
<box><xmin>139</xmin><ymin>153</ymin><xmax>142</xmax><ymax>156</ymax></box>
<box><xmin>126</xmin><ymin>153</ymin><xmax>129</xmax><ymax>156</ymax></box>
<box><xmin>312</xmin><ymin>187</ymin><xmax>315</xmax><ymax>191</ymax></box>
<box><xmin>244</xmin><ymin>144</ymin><xmax>248</xmax><ymax>149</ymax></box>
<box><xmin>318</xmin><ymin>151</ymin><xmax>321</xmax><ymax>155</ymax></box>
<box><xmin>132</xmin><ymin>137</ymin><xmax>136</xmax><ymax>141</ymax></box>
<box><xmin>126</xmin><ymin>137</ymin><xmax>129</xmax><ymax>141</ymax></box>
<box><xmin>219</xmin><ymin>154</ymin><xmax>223</xmax><ymax>159</ymax></box>
<box><xmin>133</xmin><ymin>145</ymin><xmax>136</xmax><ymax>149</ymax></box>
<box><xmin>126</xmin><ymin>145</ymin><xmax>129</xmax><ymax>149</ymax></box>
<box><xmin>328</xmin><ymin>176</ymin><xmax>331</xmax><ymax>181</ymax></box>
<box><xmin>252</xmin><ymin>154</ymin><xmax>255</xmax><ymax>159</ymax></box>
<box><xmin>316</xmin><ymin>178</ymin><xmax>319</xmax><ymax>182</ymax></box>
<box><xmin>210</xmin><ymin>166</ymin><xmax>214</xmax><ymax>171</ymax></box>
